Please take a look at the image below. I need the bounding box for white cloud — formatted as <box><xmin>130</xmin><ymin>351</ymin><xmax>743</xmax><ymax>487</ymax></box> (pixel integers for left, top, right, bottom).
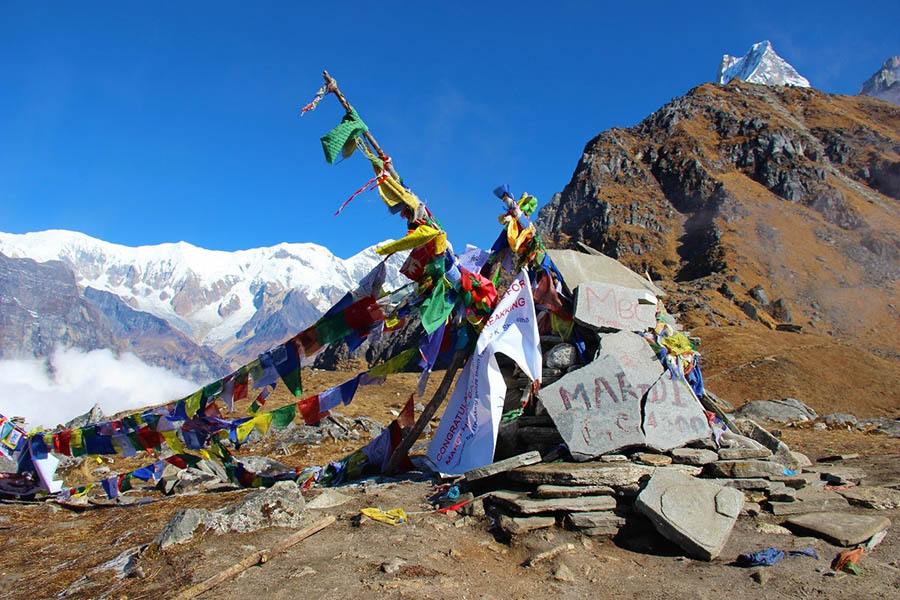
<box><xmin>0</xmin><ymin>347</ymin><xmax>199</xmax><ymax>429</ymax></box>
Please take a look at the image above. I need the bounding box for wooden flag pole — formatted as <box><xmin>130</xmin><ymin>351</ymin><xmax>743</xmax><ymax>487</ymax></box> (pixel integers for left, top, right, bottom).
<box><xmin>385</xmin><ymin>350</ymin><xmax>466</xmax><ymax>475</ymax></box>
<box><xmin>322</xmin><ymin>70</ymin><xmax>401</xmax><ymax>183</ymax></box>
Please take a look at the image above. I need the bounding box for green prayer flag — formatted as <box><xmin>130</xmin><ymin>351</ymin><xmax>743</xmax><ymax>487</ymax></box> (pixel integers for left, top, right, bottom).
<box><xmin>271</xmin><ymin>404</ymin><xmax>297</xmax><ymax>428</ymax></box>
<box><xmin>420</xmin><ymin>282</ymin><xmax>454</xmax><ymax>334</ymax></box>
<box><xmin>321</xmin><ymin>108</ymin><xmax>368</xmax><ymax>164</ymax></box>
<box><xmin>316</xmin><ymin>312</ymin><xmax>351</xmax><ymax>346</ymax></box>
<box><xmin>368</xmin><ymin>347</ymin><xmax>417</xmax><ymax>377</ymax></box>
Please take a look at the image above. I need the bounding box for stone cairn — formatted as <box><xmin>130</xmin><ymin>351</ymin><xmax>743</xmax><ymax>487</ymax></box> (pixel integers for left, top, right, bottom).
<box><xmin>429</xmin><ymin>255</ymin><xmax>891</xmax><ymax>560</ymax></box>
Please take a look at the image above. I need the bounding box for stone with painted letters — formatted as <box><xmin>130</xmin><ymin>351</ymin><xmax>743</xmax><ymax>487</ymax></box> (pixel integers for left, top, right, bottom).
<box><xmin>642</xmin><ymin>374</ymin><xmax>711</xmax><ymax>451</ymax></box>
<box><xmin>539</xmin><ymin>353</ymin><xmax>657</xmax><ymax>459</ymax></box>
<box><xmin>574</xmin><ymin>281</ymin><xmax>658</xmax><ymax>332</ymax></box>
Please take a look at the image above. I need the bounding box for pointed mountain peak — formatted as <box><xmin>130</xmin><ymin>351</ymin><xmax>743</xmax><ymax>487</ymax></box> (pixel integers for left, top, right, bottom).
<box><xmin>859</xmin><ymin>56</ymin><xmax>900</xmax><ymax>105</ymax></box>
<box><xmin>717</xmin><ymin>40</ymin><xmax>810</xmax><ymax>88</ymax></box>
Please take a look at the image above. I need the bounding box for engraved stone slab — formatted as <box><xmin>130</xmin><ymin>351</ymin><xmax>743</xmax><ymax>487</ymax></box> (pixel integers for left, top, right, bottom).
<box><xmin>574</xmin><ymin>281</ymin><xmax>657</xmax><ymax>332</ymax></box>
<box><xmin>642</xmin><ymin>374</ymin><xmax>711</xmax><ymax>451</ymax></box>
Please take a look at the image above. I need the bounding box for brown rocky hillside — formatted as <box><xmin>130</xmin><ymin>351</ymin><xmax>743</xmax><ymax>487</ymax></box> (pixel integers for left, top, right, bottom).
<box><xmin>537</xmin><ymin>81</ymin><xmax>900</xmax><ymax>415</ymax></box>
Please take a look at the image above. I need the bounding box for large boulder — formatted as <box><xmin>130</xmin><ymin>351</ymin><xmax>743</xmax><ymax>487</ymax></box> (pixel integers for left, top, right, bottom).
<box><xmin>733</xmin><ymin>398</ymin><xmax>817</xmax><ymax>423</ymax></box>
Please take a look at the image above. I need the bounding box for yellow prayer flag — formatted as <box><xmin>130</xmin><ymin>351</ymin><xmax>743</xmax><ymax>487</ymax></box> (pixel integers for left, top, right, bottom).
<box><xmin>236</xmin><ymin>419</ymin><xmax>256</xmax><ymax>443</ymax></box>
<box><xmin>375</xmin><ymin>170</ymin><xmax>420</xmax><ymax>212</ymax></box>
<box><xmin>161</xmin><ymin>430</ymin><xmax>186</xmax><ymax>454</ymax></box>
<box><xmin>376</xmin><ymin>225</ymin><xmax>440</xmax><ymax>256</ymax></box>
<box><xmin>185</xmin><ymin>390</ymin><xmax>203</xmax><ymax>418</ymax></box>
<box><xmin>253</xmin><ymin>413</ymin><xmax>273</xmax><ymax>436</ymax></box>
<box><xmin>360</xmin><ymin>507</ymin><xmax>407</xmax><ymax>525</ymax></box>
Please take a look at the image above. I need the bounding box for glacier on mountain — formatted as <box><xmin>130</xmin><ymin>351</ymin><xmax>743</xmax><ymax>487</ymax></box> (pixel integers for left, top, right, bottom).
<box><xmin>0</xmin><ymin>230</ymin><xmax>406</xmax><ymax>359</ymax></box>
<box><xmin>717</xmin><ymin>40</ymin><xmax>810</xmax><ymax>88</ymax></box>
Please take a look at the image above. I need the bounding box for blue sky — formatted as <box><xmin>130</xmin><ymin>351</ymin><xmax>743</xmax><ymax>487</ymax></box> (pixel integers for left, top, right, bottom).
<box><xmin>1</xmin><ymin>2</ymin><xmax>897</xmax><ymax>258</ymax></box>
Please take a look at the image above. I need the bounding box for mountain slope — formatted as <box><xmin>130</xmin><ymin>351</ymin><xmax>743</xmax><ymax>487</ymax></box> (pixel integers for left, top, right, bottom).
<box><xmin>860</xmin><ymin>56</ymin><xmax>900</xmax><ymax>105</ymax></box>
<box><xmin>0</xmin><ymin>230</ymin><xmax>405</xmax><ymax>364</ymax></box>
<box><xmin>537</xmin><ymin>80</ymin><xmax>900</xmax><ymax>412</ymax></box>
<box><xmin>717</xmin><ymin>40</ymin><xmax>810</xmax><ymax>87</ymax></box>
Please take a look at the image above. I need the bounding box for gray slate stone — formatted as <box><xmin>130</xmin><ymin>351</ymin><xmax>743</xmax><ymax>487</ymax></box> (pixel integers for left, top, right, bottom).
<box><xmin>171</xmin><ymin>467</ymin><xmax>229</xmax><ymax>495</ymax></box>
<box><xmin>566</xmin><ymin>511</ymin><xmax>626</xmax><ymax>533</ymax></box>
<box><xmin>546</xmin><ymin>249</ymin><xmax>665</xmax><ymax>298</ymax></box>
<box><xmin>465</xmin><ymin>451</ymin><xmax>542</xmax><ymax>482</ymax></box>
<box><xmin>154</xmin><ymin>508</ymin><xmax>212</xmax><ymax>550</ymax></box>
<box><xmin>497</xmin><ymin>514</ymin><xmax>556</xmax><ymax>535</ymax></box>
<box><xmin>633</xmin><ymin>452</ymin><xmax>673</xmax><ymax>466</ymax></box>
<box><xmin>212</xmin><ymin>481</ymin><xmax>307</xmax><ymax>533</ymax></box>
<box><xmin>634</xmin><ymin>469</ymin><xmax>743</xmax><ymax>560</ymax></box>
<box><xmin>768</xmin><ymin>489</ymin><xmax>850</xmax><ymax>516</ymax></box>
<box><xmin>806</xmin><ymin>466</ymin><xmax>867</xmax><ymax>485</ymax></box>
<box><xmin>733</xmin><ymin>418</ymin><xmax>800</xmax><ymax>468</ymax></box>
<box><xmin>238</xmin><ymin>456</ymin><xmax>293</xmax><ymax>478</ymax></box>
<box><xmin>574</xmin><ymin>281</ymin><xmax>658</xmax><ymax>332</ymax></box>
<box><xmin>509</xmin><ymin>462</ymin><xmax>655</xmax><ymax>487</ymax></box>
<box><xmin>533</xmin><ymin>484</ymin><xmax>615</xmax><ymax>498</ymax></box>
<box><xmin>540</xmin><ymin>331</ymin><xmax>708</xmax><ymax>459</ymax></box>
<box><xmin>823</xmin><ymin>413</ymin><xmax>858</xmax><ymax>426</ymax></box>
<box><xmin>489</xmin><ymin>490</ymin><xmax>617</xmax><ymax>514</ymax></box>
<box><xmin>837</xmin><ymin>486</ymin><xmax>900</xmax><ymax>510</ymax></box>
<box><xmin>705</xmin><ymin>460</ymin><xmax>788</xmax><ymax>479</ymax></box>
<box><xmin>786</xmin><ymin>512</ymin><xmax>891</xmax><ymax>546</ymax></box>
<box><xmin>715</xmin><ymin>478</ymin><xmax>773</xmax><ymax>491</ymax></box>
<box><xmin>733</xmin><ymin>398</ymin><xmax>817</xmax><ymax>423</ymax></box>
<box><xmin>670</xmin><ymin>448</ymin><xmax>719</xmax><ymax>465</ymax></box>
<box><xmin>717</xmin><ymin>447</ymin><xmax>772</xmax><ymax>460</ymax></box>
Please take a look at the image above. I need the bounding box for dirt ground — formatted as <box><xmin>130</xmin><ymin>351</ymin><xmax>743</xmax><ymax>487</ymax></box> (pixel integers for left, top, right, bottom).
<box><xmin>3</xmin><ymin>345</ymin><xmax>899</xmax><ymax>600</ymax></box>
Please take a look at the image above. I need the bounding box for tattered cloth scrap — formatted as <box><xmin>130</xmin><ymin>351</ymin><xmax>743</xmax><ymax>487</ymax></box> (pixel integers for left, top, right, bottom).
<box><xmin>833</xmin><ymin>548</ymin><xmax>865</xmax><ymax>574</ymax></box>
<box><xmin>737</xmin><ymin>547</ymin><xmax>818</xmax><ymax>567</ymax></box>
<box><xmin>360</xmin><ymin>507</ymin><xmax>407</xmax><ymax>525</ymax></box>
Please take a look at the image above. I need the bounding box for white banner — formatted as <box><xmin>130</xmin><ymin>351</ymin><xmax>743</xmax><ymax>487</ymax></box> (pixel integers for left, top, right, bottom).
<box><xmin>427</xmin><ymin>270</ymin><xmax>541</xmax><ymax>474</ymax></box>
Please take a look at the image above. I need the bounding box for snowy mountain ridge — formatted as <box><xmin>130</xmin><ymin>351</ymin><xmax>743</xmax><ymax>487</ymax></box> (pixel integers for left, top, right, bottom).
<box><xmin>0</xmin><ymin>230</ymin><xmax>405</xmax><ymax>358</ymax></box>
<box><xmin>717</xmin><ymin>40</ymin><xmax>810</xmax><ymax>88</ymax></box>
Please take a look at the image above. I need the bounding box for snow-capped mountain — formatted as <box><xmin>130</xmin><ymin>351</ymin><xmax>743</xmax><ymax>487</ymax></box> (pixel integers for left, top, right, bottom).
<box><xmin>860</xmin><ymin>56</ymin><xmax>900</xmax><ymax>105</ymax></box>
<box><xmin>717</xmin><ymin>40</ymin><xmax>810</xmax><ymax>87</ymax></box>
<box><xmin>0</xmin><ymin>230</ymin><xmax>405</xmax><ymax>363</ymax></box>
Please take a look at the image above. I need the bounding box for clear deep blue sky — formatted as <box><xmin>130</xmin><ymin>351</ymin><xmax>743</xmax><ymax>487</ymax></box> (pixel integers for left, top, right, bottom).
<box><xmin>2</xmin><ymin>2</ymin><xmax>897</xmax><ymax>258</ymax></box>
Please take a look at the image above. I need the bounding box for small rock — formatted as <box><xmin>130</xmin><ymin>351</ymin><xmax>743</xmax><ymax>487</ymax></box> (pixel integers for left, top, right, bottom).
<box><xmin>717</xmin><ymin>447</ymin><xmax>772</xmax><ymax>460</ymax></box>
<box><xmin>755</xmin><ymin>522</ymin><xmax>793</xmax><ymax>536</ymax></box>
<box><xmin>381</xmin><ymin>558</ymin><xmax>406</xmax><ymax>574</ymax></box>
<box><xmin>544</xmin><ymin>343</ymin><xmax>578</xmax><ymax>370</ymax></box>
<box><xmin>632</xmin><ymin>452</ymin><xmax>673</xmax><ymax>467</ymax></box>
<box><xmin>817</xmin><ymin>453</ymin><xmax>859</xmax><ymax>463</ymax></box>
<box><xmin>498</xmin><ymin>514</ymin><xmax>556</xmax><ymax>535</ymax></box>
<box><xmin>154</xmin><ymin>508</ymin><xmax>212</xmax><ymax>550</ymax></box>
<box><xmin>749</xmin><ymin>285</ymin><xmax>769</xmax><ymax>305</ymax></box>
<box><xmin>822</xmin><ymin>413</ymin><xmax>858</xmax><ymax>427</ymax></box>
<box><xmin>742</xmin><ymin>502</ymin><xmax>762</xmax><ymax>517</ymax></box>
<box><xmin>786</xmin><ymin>512</ymin><xmax>891</xmax><ymax>546</ymax></box>
<box><xmin>306</xmin><ymin>489</ymin><xmax>352</xmax><ymax>509</ymax></box>
<box><xmin>238</xmin><ymin>456</ymin><xmax>293</xmax><ymax>477</ymax></box>
<box><xmin>751</xmin><ymin>569</ymin><xmax>771</xmax><ymax>585</ymax></box>
<box><xmin>734</xmin><ymin>399</ymin><xmax>817</xmax><ymax>423</ymax></box>
<box><xmin>789</xmin><ymin>452</ymin><xmax>812</xmax><ymax>468</ymax></box>
<box><xmin>552</xmin><ymin>563</ymin><xmax>576</xmax><ymax>583</ymax></box>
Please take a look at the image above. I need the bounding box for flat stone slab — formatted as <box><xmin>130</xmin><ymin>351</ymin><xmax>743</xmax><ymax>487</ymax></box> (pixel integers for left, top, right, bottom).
<box><xmin>786</xmin><ymin>512</ymin><xmax>891</xmax><ymax>546</ymax></box>
<box><xmin>769</xmin><ymin>489</ymin><xmax>850</xmax><ymax>516</ymax></box>
<box><xmin>717</xmin><ymin>447</ymin><xmax>772</xmax><ymax>460</ymax></box>
<box><xmin>489</xmin><ymin>490</ymin><xmax>617</xmax><ymax>514</ymax></box>
<box><xmin>547</xmin><ymin>249</ymin><xmax>665</xmax><ymax>298</ymax></box>
<box><xmin>805</xmin><ymin>466</ymin><xmax>868</xmax><ymax>485</ymax></box>
<box><xmin>635</xmin><ymin>469</ymin><xmax>743</xmax><ymax>561</ymax></box>
<box><xmin>705</xmin><ymin>460</ymin><xmax>789</xmax><ymax>479</ymax></box>
<box><xmin>465</xmin><ymin>451</ymin><xmax>542</xmax><ymax>482</ymax></box>
<box><xmin>715</xmin><ymin>478</ymin><xmax>773</xmax><ymax>491</ymax></box>
<box><xmin>509</xmin><ymin>462</ymin><xmax>655</xmax><ymax>487</ymax></box>
<box><xmin>670</xmin><ymin>448</ymin><xmax>719</xmax><ymax>466</ymax></box>
<box><xmin>566</xmin><ymin>511</ymin><xmax>626</xmax><ymax>532</ymax></box>
<box><xmin>633</xmin><ymin>452</ymin><xmax>673</xmax><ymax>466</ymax></box>
<box><xmin>837</xmin><ymin>486</ymin><xmax>900</xmax><ymax>510</ymax></box>
<box><xmin>497</xmin><ymin>514</ymin><xmax>556</xmax><ymax>535</ymax></box>
<box><xmin>534</xmin><ymin>484</ymin><xmax>615</xmax><ymax>499</ymax></box>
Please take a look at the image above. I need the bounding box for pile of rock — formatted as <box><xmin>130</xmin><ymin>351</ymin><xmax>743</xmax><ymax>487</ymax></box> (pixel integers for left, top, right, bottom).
<box><xmin>454</xmin><ymin>415</ymin><xmax>893</xmax><ymax>561</ymax></box>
